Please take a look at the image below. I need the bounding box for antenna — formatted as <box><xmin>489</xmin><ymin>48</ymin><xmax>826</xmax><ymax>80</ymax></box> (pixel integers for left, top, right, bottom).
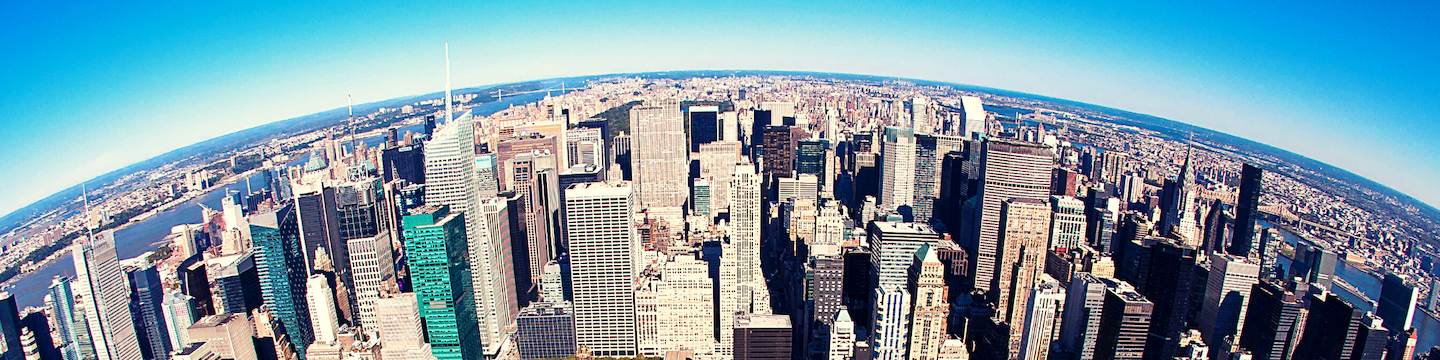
<box><xmin>445</xmin><ymin>43</ymin><xmax>453</xmax><ymax>124</ymax></box>
<box><xmin>348</xmin><ymin>94</ymin><xmax>356</xmax><ymax>163</ymax></box>
<box><xmin>81</xmin><ymin>182</ymin><xmax>96</xmax><ymax>242</ymax></box>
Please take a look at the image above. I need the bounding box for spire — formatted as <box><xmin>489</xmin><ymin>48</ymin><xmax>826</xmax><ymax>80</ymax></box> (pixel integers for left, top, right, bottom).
<box><xmin>444</xmin><ymin>42</ymin><xmax>452</xmax><ymax>124</ymax></box>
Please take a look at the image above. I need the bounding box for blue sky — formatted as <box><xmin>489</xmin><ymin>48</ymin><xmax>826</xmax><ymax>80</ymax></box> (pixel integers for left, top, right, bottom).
<box><xmin>0</xmin><ymin>0</ymin><xmax>1437</xmax><ymax>218</ymax></box>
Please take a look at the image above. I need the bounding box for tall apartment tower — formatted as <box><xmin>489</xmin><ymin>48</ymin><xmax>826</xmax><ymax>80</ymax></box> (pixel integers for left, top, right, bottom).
<box><xmin>402</xmin><ymin>205</ymin><xmax>482</xmax><ymax>360</ymax></box>
<box><xmin>1229</xmin><ymin>164</ymin><xmax>1263</xmax><ymax>256</ymax></box>
<box><xmin>72</xmin><ymin>230</ymin><xmax>142</xmax><ymax>360</ymax></box>
<box><xmin>629</xmin><ymin>99</ymin><xmax>690</xmax><ymax>212</ymax></box>
<box><xmin>998</xmin><ymin>198</ymin><xmax>1052</xmax><ymax>340</ymax></box>
<box><xmin>1238</xmin><ymin>281</ymin><xmax>1306</xmax><ymax>360</ymax></box>
<box><xmin>564</xmin><ymin>182</ymin><xmax>641</xmax><ymax>357</ymax></box>
<box><xmin>879</xmin><ymin>126</ymin><xmax>917</xmax><ymax>209</ymax></box>
<box><xmin>973</xmin><ymin>139</ymin><xmax>1053</xmax><ymax>297</ymax></box>
<box><xmin>250</xmin><ymin>205</ymin><xmax>314</xmax><ymax>354</ymax></box>
<box><xmin>1196</xmin><ymin>254</ymin><xmax>1259</xmax><ymax>354</ymax></box>
<box><xmin>1096</xmin><ymin>281</ymin><xmax>1152</xmax><ymax>360</ymax></box>
<box><xmin>906</xmin><ymin>246</ymin><xmax>949</xmax><ymax>360</ymax></box>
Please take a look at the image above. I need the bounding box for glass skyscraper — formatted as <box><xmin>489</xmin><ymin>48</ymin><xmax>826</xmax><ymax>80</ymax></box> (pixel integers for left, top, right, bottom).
<box><xmin>403</xmin><ymin>205</ymin><xmax>482</xmax><ymax>360</ymax></box>
<box><xmin>251</xmin><ymin>204</ymin><xmax>314</xmax><ymax>355</ymax></box>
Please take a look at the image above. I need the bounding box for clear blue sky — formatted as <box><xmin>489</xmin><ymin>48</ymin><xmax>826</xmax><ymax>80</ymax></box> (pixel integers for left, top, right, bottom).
<box><xmin>1</xmin><ymin>0</ymin><xmax>1437</xmax><ymax>218</ymax></box>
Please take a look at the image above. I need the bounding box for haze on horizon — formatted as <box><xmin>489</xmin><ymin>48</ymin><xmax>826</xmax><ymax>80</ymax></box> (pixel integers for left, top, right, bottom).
<box><xmin>0</xmin><ymin>0</ymin><xmax>1437</xmax><ymax>218</ymax></box>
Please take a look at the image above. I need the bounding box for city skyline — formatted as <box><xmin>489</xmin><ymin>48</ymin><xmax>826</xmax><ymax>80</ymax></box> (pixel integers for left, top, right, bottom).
<box><xmin>1</xmin><ymin>0</ymin><xmax>1438</xmax><ymax>221</ymax></box>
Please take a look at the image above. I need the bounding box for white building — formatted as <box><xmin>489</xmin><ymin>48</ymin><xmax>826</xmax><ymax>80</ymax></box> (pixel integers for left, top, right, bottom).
<box><xmin>959</xmin><ymin>96</ymin><xmax>987</xmax><ymax>140</ymax></box>
<box><xmin>73</xmin><ymin>230</ymin><xmax>142</xmax><ymax>360</ymax></box>
<box><xmin>1198</xmin><ymin>254</ymin><xmax>1260</xmax><ymax>350</ymax></box>
<box><xmin>871</xmin><ymin>286</ymin><xmax>911</xmax><ymax>360</ymax></box>
<box><xmin>1050</xmin><ymin>196</ymin><xmax>1088</xmax><ymax>251</ymax></box>
<box><xmin>974</xmin><ymin>139</ymin><xmax>1053</xmax><ymax>299</ymax></box>
<box><xmin>564</xmin><ymin>182</ymin><xmax>641</xmax><ymax>357</ymax></box>
<box><xmin>829</xmin><ymin>308</ymin><xmax>856</xmax><ymax>360</ymax></box>
<box><xmin>879</xmin><ymin>127</ymin><xmax>916</xmax><ymax>208</ymax></box>
<box><xmin>375</xmin><ymin>293</ymin><xmax>437</xmax><ymax>360</ymax></box>
<box><xmin>306</xmin><ymin>274</ymin><xmax>339</xmax><ymax>345</ymax></box>
<box><xmin>1019</xmin><ymin>275</ymin><xmax>1066</xmax><ymax>360</ymax></box>
<box><xmin>346</xmin><ymin>230</ymin><xmax>395</xmax><ymax>336</ymax></box>
<box><xmin>160</xmin><ymin>291</ymin><xmax>194</xmax><ymax>351</ymax></box>
<box><xmin>658</xmin><ymin>257</ymin><xmax>717</xmax><ymax>357</ymax></box>
<box><xmin>630</xmin><ymin>99</ymin><xmax>689</xmax><ymax>216</ymax></box>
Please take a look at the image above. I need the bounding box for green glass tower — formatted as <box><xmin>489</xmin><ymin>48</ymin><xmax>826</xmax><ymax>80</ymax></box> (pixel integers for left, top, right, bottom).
<box><xmin>250</xmin><ymin>203</ymin><xmax>314</xmax><ymax>356</ymax></box>
<box><xmin>403</xmin><ymin>205</ymin><xmax>481</xmax><ymax>360</ymax></box>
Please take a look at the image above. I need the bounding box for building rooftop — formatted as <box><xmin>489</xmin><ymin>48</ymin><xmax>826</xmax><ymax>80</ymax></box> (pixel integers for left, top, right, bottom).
<box><xmin>735</xmin><ymin>313</ymin><xmax>791</xmax><ymax>329</ymax></box>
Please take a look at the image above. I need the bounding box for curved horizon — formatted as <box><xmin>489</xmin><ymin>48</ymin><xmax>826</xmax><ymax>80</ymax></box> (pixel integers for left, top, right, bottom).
<box><xmin>2</xmin><ymin>1</ymin><xmax>1437</xmax><ymax>223</ymax></box>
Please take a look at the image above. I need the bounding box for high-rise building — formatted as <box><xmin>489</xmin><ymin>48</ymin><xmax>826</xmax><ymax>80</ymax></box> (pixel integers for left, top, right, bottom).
<box><xmin>734</xmin><ymin>314</ymin><xmax>792</xmax><ymax>360</ymax></box>
<box><xmin>160</xmin><ymin>291</ymin><xmax>194</xmax><ymax>354</ymax></box>
<box><xmin>693</xmin><ymin>178</ymin><xmax>712</xmax><ymax>216</ymax></box>
<box><xmin>306</xmin><ymin>274</ymin><xmax>340</xmax><ymax>345</ymax></box>
<box><xmin>186</xmin><ymin>314</ymin><xmax>256</xmax><ymax>360</ymax></box>
<box><xmin>879</xmin><ymin>127</ymin><xmax>917</xmax><ymax>209</ymax></box>
<box><xmin>347</xmin><ymin>230</ymin><xmax>395</xmax><ymax>337</ymax></box>
<box><xmin>72</xmin><ymin>230</ymin><xmax>142</xmax><ymax>360</ymax></box>
<box><xmin>1377</xmin><ymin>273</ymin><xmax>1419</xmax><ymax>334</ymax></box>
<box><xmin>798</xmin><ymin>140</ymin><xmax>828</xmax><ymax>175</ymax></box>
<box><xmin>1096</xmin><ymin>281</ymin><xmax>1151</xmax><ymax>360</ymax></box>
<box><xmin>375</xmin><ymin>292</ymin><xmax>435</xmax><ymax>360</ymax></box>
<box><xmin>1351</xmin><ymin>315</ymin><xmax>1390</xmax><ymax>360</ymax></box>
<box><xmin>868</xmin><ymin>222</ymin><xmax>943</xmax><ymax>289</ymax></box>
<box><xmin>1230</xmin><ymin>164</ymin><xmax>1263</xmax><ymax>256</ymax></box>
<box><xmin>1050</xmin><ymin>196</ymin><xmax>1088</xmax><ymax>251</ymax></box>
<box><xmin>1019</xmin><ymin>275</ymin><xmax>1066</xmax><ymax>360</ymax></box>
<box><xmin>382</xmin><ymin>142</ymin><xmax>426</xmax><ymax>185</ymax></box>
<box><xmin>958</xmin><ymin>96</ymin><xmax>988</xmax><ymax>140</ymax></box>
<box><xmin>125</xmin><ymin>265</ymin><xmax>172</xmax><ymax>360</ymax></box>
<box><xmin>1196</xmin><ymin>254</ymin><xmax>1259</xmax><ymax>354</ymax></box>
<box><xmin>913</xmin><ymin>134</ymin><xmax>963</xmax><ymax>223</ymax></box>
<box><xmin>906</xmin><ymin>246</ymin><xmax>949</xmax><ymax>360</ymax></box>
<box><xmin>762</xmin><ymin>126</ymin><xmax>800</xmax><ymax>178</ymax></box>
<box><xmin>870</xmin><ymin>286</ymin><xmax>911</xmax><ymax>360</ymax></box>
<box><xmin>508</xmin><ymin>153</ymin><xmax>552</xmax><ymax>306</ymax></box>
<box><xmin>1238</xmin><ymin>281</ymin><xmax>1305</xmax><ymax>360</ymax></box>
<box><xmin>403</xmin><ymin>205</ymin><xmax>482</xmax><ymax>360</ymax></box>
<box><xmin>733</xmin><ymin>162</ymin><xmax>766</xmax><ymax>291</ymax></box>
<box><xmin>657</xmin><ymin>257</ymin><xmax>716</xmax><ymax>356</ymax></box>
<box><xmin>777</xmin><ymin>174</ymin><xmax>819</xmax><ymax>201</ymax></box>
<box><xmin>564</xmin><ymin>182</ymin><xmax>640</xmax><ymax>357</ymax></box>
<box><xmin>1289</xmin><ymin>243</ymin><xmax>1337</xmax><ymax>289</ymax></box>
<box><xmin>293</xmin><ymin>185</ymin><xmax>357</xmax><ymax>325</ymax></box>
<box><xmin>1294</xmin><ymin>292</ymin><xmax>1367</xmax><ymax>360</ymax></box>
<box><xmin>997</xmin><ymin>198</ymin><xmax>1052</xmax><ymax>335</ymax></box>
<box><xmin>973</xmin><ymin>139</ymin><xmax>1053</xmax><ymax>297</ymax></box>
<box><xmin>698</xmin><ymin>141</ymin><xmax>743</xmax><ymax>215</ymax></box>
<box><xmin>516</xmin><ymin>302</ymin><xmax>577</xmax><ymax>360</ymax></box>
<box><xmin>251</xmin><ymin>204</ymin><xmax>314</xmax><ymax>354</ymax></box>
<box><xmin>0</xmin><ymin>293</ymin><xmax>24</xmax><ymax>360</ymax></box>
<box><xmin>211</xmin><ymin>252</ymin><xmax>262</xmax><ymax>316</ymax></box>
<box><xmin>691</xmin><ymin>106</ymin><xmax>721</xmax><ymax>152</ymax></box>
<box><xmin>829</xmin><ymin>309</ymin><xmax>856</xmax><ymax>360</ymax></box>
<box><xmin>50</xmin><ymin>276</ymin><xmax>94</xmax><ymax>360</ymax></box>
<box><xmin>20</xmin><ymin>311</ymin><xmax>58</xmax><ymax>360</ymax></box>
<box><xmin>630</xmin><ymin>99</ymin><xmax>690</xmax><ymax>211</ymax></box>
<box><xmin>812</xmin><ymin>255</ymin><xmax>846</xmax><ymax>332</ymax></box>
<box><xmin>179</xmin><ymin>258</ymin><xmax>215</xmax><ymax>320</ymax></box>
<box><xmin>1060</xmin><ymin>273</ymin><xmax>1107</xmax><ymax>360</ymax></box>
<box><xmin>1134</xmin><ymin>240</ymin><xmax>1197</xmax><ymax>360</ymax></box>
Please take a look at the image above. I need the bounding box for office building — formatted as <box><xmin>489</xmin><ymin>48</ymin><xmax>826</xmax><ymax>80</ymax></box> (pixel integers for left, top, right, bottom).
<box><xmin>868</xmin><ymin>222</ymin><xmax>943</xmax><ymax>289</ymax></box>
<box><xmin>1377</xmin><ymin>273</ymin><xmax>1419</xmax><ymax>333</ymax></box>
<box><xmin>306</xmin><ymin>274</ymin><xmax>339</xmax><ymax>345</ymax></box>
<box><xmin>913</xmin><ymin>134</ymin><xmax>963</xmax><ymax>223</ymax></box>
<box><xmin>735</xmin><ymin>314</ymin><xmax>792</xmax><ymax>360</ymax></box>
<box><xmin>72</xmin><ymin>230</ymin><xmax>142</xmax><ymax>360</ymax></box>
<box><xmin>959</xmin><ymin>96</ymin><xmax>987</xmax><ymax>140</ymax></box>
<box><xmin>1096</xmin><ymin>282</ymin><xmax>1151</xmax><ymax>360</ymax></box>
<box><xmin>564</xmin><ymin>182</ymin><xmax>640</xmax><ymax>357</ymax></box>
<box><xmin>1196</xmin><ymin>254</ymin><xmax>1259</xmax><ymax>354</ymax></box>
<box><xmin>907</xmin><ymin>246</ymin><xmax>949</xmax><ymax>360</ymax></box>
<box><xmin>347</xmin><ymin>230</ymin><xmax>395</xmax><ymax>336</ymax></box>
<box><xmin>829</xmin><ymin>309</ymin><xmax>856</xmax><ymax>360</ymax></box>
<box><xmin>375</xmin><ymin>292</ymin><xmax>436</xmax><ymax>360</ymax></box>
<box><xmin>1238</xmin><ymin>281</ymin><xmax>1305</xmax><ymax>360</ymax></box>
<box><xmin>1230</xmin><ymin>164</ymin><xmax>1262</xmax><ymax>256</ymax></box>
<box><xmin>1060</xmin><ymin>273</ymin><xmax>1107</xmax><ymax>360</ymax></box>
<box><xmin>879</xmin><ymin>126</ymin><xmax>916</xmax><ymax>209</ymax></box>
<box><xmin>870</xmin><ymin>286</ymin><xmax>911</xmax><ymax>360</ymax></box>
<box><xmin>1289</xmin><ymin>243</ymin><xmax>1337</xmax><ymax>289</ymax></box>
<box><xmin>798</xmin><ymin>140</ymin><xmax>827</xmax><ymax>175</ymax></box>
<box><xmin>1134</xmin><ymin>240</ymin><xmax>1196</xmax><ymax>360</ymax></box>
<box><xmin>1295</xmin><ymin>292</ymin><xmax>1367</xmax><ymax>360</ymax></box>
<box><xmin>691</xmin><ymin>106</ymin><xmax>721</xmax><ymax>152</ymax></box>
<box><xmin>50</xmin><ymin>276</ymin><xmax>93</xmax><ymax>360</ymax></box>
<box><xmin>1050</xmin><ymin>196</ymin><xmax>1088</xmax><ymax>251</ymax></box>
<box><xmin>998</xmin><ymin>198</ymin><xmax>1052</xmax><ymax>333</ymax></box>
<box><xmin>0</xmin><ymin>293</ymin><xmax>23</xmax><ymax>360</ymax></box>
<box><xmin>251</xmin><ymin>205</ymin><xmax>314</xmax><ymax>354</ymax></box>
<box><xmin>1019</xmin><ymin>276</ymin><xmax>1066</xmax><ymax>360</ymax></box>
<box><xmin>211</xmin><ymin>252</ymin><xmax>262</xmax><ymax>316</ymax></box>
<box><xmin>658</xmin><ymin>257</ymin><xmax>716</xmax><ymax>356</ymax></box>
<box><xmin>762</xmin><ymin>126</ymin><xmax>801</xmax><ymax>177</ymax></box>
<box><xmin>382</xmin><ymin>142</ymin><xmax>426</xmax><ymax>185</ymax></box>
<box><xmin>630</xmin><ymin>99</ymin><xmax>690</xmax><ymax>210</ymax></box>
<box><xmin>160</xmin><ymin>291</ymin><xmax>194</xmax><ymax>353</ymax></box>
<box><xmin>973</xmin><ymin>139</ymin><xmax>1053</xmax><ymax>297</ymax></box>
<box><xmin>516</xmin><ymin>302</ymin><xmax>576</xmax><ymax>360</ymax></box>
<box><xmin>403</xmin><ymin>205</ymin><xmax>482</xmax><ymax>360</ymax></box>
<box><xmin>125</xmin><ymin>266</ymin><xmax>172</xmax><ymax>360</ymax></box>
<box><xmin>187</xmin><ymin>314</ymin><xmax>256</xmax><ymax>360</ymax></box>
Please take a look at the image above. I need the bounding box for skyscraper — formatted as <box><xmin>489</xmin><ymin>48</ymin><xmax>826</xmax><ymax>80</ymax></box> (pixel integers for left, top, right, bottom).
<box><xmin>1060</xmin><ymin>273</ymin><xmax>1107</xmax><ymax>360</ymax></box>
<box><xmin>50</xmin><ymin>276</ymin><xmax>94</xmax><ymax>360</ymax></box>
<box><xmin>997</xmin><ymin>198</ymin><xmax>1052</xmax><ymax>337</ymax></box>
<box><xmin>306</xmin><ymin>274</ymin><xmax>339</xmax><ymax>345</ymax></box>
<box><xmin>0</xmin><ymin>292</ymin><xmax>24</xmax><ymax>360</ymax></box>
<box><xmin>1238</xmin><ymin>281</ymin><xmax>1305</xmax><ymax>360</ymax></box>
<box><xmin>797</xmin><ymin>140</ymin><xmax>828</xmax><ymax>175</ymax></box>
<box><xmin>125</xmin><ymin>265</ymin><xmax>172</xmax><ymax>360</ymax></box>
<box><xmin>959</xmin><ymin>96</ymin><xmax>988</xmax><ymax>140</ymax></box>
<box><xmin>906</xmin><ymin>246</ymin><xmax>948</xmax><ymax>360</ymax></box>
<box><xmin>630</xmin><ymin>99</ymin><xmax>690</xmax><ymax>212</ymax></box>
<box><xmin>1294</xmin><ymin>292</ymin><xmax>1367</xmax><ymax>360</ymax></box>
<box><xmin>564</xmin><ymin>182</ymin><xmax>640</xmax><ymax>357</ymax></box>
<box><xmin>734</xmin><ymin>314</ymin><xmax>792</xmax><ymax>360</ymax></box>
<box><xmin>868</xmin><ymin>222</ymin><xmax>943</xmax><ymax>289</ymax></box>
<box><xmin>1196</xmin><ymin>254</ymin><xmax>1259</xmax><ymax>354</ymax></box>
<box><xmin>160</xmin><ymin>291</ymin><xmax>194</xmax><ymax>354</ymax></box>
<box><xmin>72</xmin><ymin>230</ymin><xmax>142</xmax><ymax>360</ymax></box>
<box><xmin>690</xmin><ymin>105</ymin><xmax>721</xmax><ymax>152</ymax></box>
<box><xmin>1377</xmin><ymin>273</ymin><xmax>1419</xmax><ymax>333</ymax></box>
<box><xmin>913</xmin><ymin>133</ymin><xmax>963</xmax><ymax>223</ymax></box>
<box><xmin>250</xmin><ymin>205</ymin><xmax>314</xmax><ymax>354</ymax></box>
<box><xmin>1096</xmin><ymin>282</ymin><xmax>1152</xmax><ymax>360</ymax></box>
<box><xmin>870</xmin><ymin>286</ymin><xmax>911</xmax><ymax>360</ymax></box>
<box><xmin>293</xmin><ymin>185</ymin><xmax>356</xmax><ymax>325</ymax></box>
<box><xmin>973</xmin><ymin>139</ymin><xmax>1053</xmax><ymax>297</ymax></box>
<box><xmin>1135</xmin><ymin>240</ymin><xmax>1196</xmax><ymax>360</ymax></box>
<box><xmin>375</xmin><ymin>292</ymin><xmax>435</xmax><ymax>360</ymax></box>
<box><xmin>657</xmin><ymin>257</ymin><xmax>716</xmax><ymax>356</ymax></box>
<box><xmin>516</xmin><ymin>302</ymin><xmax>577</xmax><ymax>360</ymax></box>
<box><xmin>1229</xmin><ymin>164</ymin><xmax>1263</xmax><ymax>256</ymax></box>
<box><xmin>403</xmin><ymin>205</ymin><xmax>482</xmax><ymax>360</ymax></box>
<box><xmin>879</xmin><ymin>126</ymin><xmax>917</xmax><ymax>209</ymax></box>
<box><xmin>1018</xmin><ymin>275</ymin><xmax>1066</xmax><ymax>360</ymax></box>
<box><xmin>346</xmin><ymin>230</ymin><xmax>395</xmax><ymax>337</ymax></box>
<box><xmin>1050</xmin><ymin>196</ymin><xmax>1088</xmax><ymax>251</ymax></box>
